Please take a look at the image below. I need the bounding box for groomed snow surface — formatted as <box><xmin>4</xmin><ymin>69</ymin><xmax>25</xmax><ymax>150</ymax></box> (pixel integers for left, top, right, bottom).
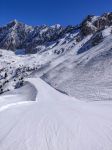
<box><xmin>0</xmin><ymin>78</ymin><xmax>112</xmax><ymax>150</ymax></box>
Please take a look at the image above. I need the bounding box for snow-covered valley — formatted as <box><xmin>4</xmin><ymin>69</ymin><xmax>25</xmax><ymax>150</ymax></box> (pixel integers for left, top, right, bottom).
<box><xmin>0</xmin><ymin>12</ymin><xmax>112</xmax><ymax>149</ymax></box>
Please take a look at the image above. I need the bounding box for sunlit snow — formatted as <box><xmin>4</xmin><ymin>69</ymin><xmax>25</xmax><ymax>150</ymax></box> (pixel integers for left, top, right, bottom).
<box><xmin>0</xmin><ymin>78</ymin><xmax>112</xmax><ymax>150</ymax></box>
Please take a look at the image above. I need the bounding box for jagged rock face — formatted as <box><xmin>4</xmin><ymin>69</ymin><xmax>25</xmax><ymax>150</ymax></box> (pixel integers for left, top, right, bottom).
<box><xmin>80</xmin><ymin>12</ymin><xmax>112</xmax><ymax>36</ymax></box>
<box><xmin>25</xmin><ymin>25</ymin><xmax>80</xmax><ymax>52</ymax></box>
<box><xmin>0</xmin><ymin>21</ymin><xmax>80</xmax><ymax>53</ymax></box>
<box><xmin>0</xmin><ymin>20</ymin><xmax>33</xmax><ymax>50</ymax></box>
<box><xmin>81</xmin><ymin>23</ymin><xmax>96</xmax><ymax>36</ymax></box>
<box><xmin>80</xmin><ymin>15</ymin><xmax>97</xmax><ymax>36</ymax></box>
<box><xmin>0</xmin><ymin>12</ymin><xmax>112</xmax><ymax>53</ymax></box>
<box><xmin>94</xmin><ymin>13</ymin><xmax>112</xmax><ymax>29</ymax></box>
<box><xmin>25</xmin><ymin>25</ymin><xmax>64</xmax><ymax>51</ymax></box>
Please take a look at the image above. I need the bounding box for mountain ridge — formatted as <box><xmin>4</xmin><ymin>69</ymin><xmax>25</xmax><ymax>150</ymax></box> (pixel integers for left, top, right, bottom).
<box><xmin>0</xmin><ymin>12</ymin><xmax>112</xmax><ymax>100</ymax></box>
<box><xmin>0</xmin><ymin>12</ymin><xmax>111</xmax><ymax>53</ymax></box>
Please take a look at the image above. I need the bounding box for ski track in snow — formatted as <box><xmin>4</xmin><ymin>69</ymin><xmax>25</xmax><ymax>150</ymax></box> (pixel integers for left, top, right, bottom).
<box><xmin>0</xmin><ymin>78</ymin><xmax>112</xmax><ymax>150</ymax></box>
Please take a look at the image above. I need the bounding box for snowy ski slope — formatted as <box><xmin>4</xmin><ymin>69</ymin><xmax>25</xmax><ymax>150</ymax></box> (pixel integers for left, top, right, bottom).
<box><xmin>0</xmin><ymin>78</ymin><xmax>112</xmax><ymax>150</ymax></box>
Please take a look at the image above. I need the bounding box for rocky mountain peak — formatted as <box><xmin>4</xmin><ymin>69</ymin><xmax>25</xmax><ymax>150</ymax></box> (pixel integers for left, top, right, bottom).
<box><xmin>0</xmin><ymin>12</ymin><xmax>112</xmax><ymax>53</ymax></box>
<box><xmin>6</xmin><ymin>19</ymin><xmax>22</xmax><ymax>29</ymax></box>
<box><xmin>9</xmin><ymin>19</ymin><xmax>18</xmax><ymax>25</ymax></box>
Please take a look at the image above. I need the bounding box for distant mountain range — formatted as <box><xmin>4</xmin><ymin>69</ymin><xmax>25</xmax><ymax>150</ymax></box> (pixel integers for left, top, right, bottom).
<box><xmin>0</xmin><ymin>12</ymin><xmax>112</xmax><ymax>101</ymax></box>
<box><xmin>0</xmin><ymin>12</ymin><xmax>112</xmax><ymax>54</ymax></box>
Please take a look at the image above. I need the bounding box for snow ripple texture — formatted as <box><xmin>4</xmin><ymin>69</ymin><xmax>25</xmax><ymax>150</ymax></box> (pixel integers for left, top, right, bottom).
<box><xmin>0</xmin><ymin>78</ymin><xmax>112</xmax><ymax>150</ymax></box>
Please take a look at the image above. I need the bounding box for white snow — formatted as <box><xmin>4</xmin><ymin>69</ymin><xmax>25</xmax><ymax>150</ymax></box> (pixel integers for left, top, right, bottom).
<box><xmin>1</xmin><ymin>15</ymin><xmax>112</xmax><ymax>150</ymax></box>
<box><xmin>91</xmin><ymin>16</ymin><xmax>99</xmax><ymax>23</ymax></box>
<box><xmin>51</xmin><ymin>24</ymin><xmax>61</xmax><ymax>29</ymax></box>
<box><xmin>102</xmin><ymin>26</ymin><xmax>112</xmax><ymax>38</ymax></box>
<box><xmin>0</xmin><ymin>78</ymin><xmax>112</xmax><ymax>150</ymax></box>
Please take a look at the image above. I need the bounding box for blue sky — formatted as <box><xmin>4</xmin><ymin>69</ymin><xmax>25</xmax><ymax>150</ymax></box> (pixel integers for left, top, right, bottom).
<box><xmin>0</xmin><ymin>0</ymin><xmax>112</xmax><ymax>26</ymax></box>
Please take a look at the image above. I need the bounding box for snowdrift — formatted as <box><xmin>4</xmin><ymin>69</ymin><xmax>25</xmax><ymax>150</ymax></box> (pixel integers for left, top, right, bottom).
<box><xmin>0</xmin><ymin>78</ymin><xmax>112</xmax><ymax>150</ymax></box>
<box><xmin>0</xmin><ymin>81</ymin><xmax>37</xmax><ymax>108</ymax></box>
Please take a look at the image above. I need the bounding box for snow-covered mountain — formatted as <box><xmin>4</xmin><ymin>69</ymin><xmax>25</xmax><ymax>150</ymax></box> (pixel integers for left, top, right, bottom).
<box><xmin>0</xmin><ymin>12</ymin><xmax>112</xmax><ymax>101</ymax></box>
<box><xmin>1</xmin><ymin>12</ymin><xmax>112</xmax><ymax>150</ymax></box>
<box><xmin>0</xmin><ymin>12</ymin><xmax>112</xmax><ymax>53</ymax></box>
<box><xmin>0</xmin><ymin>19</ymin><xmax>78</xmax><ymax>53</ymax></box>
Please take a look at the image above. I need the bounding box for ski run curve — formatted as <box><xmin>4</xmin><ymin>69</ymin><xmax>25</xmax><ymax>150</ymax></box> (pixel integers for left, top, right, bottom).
<box><xmin>0</xmin><ymin>78</ymin><xmax>112</xmax><ymax>150</ymax></box>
